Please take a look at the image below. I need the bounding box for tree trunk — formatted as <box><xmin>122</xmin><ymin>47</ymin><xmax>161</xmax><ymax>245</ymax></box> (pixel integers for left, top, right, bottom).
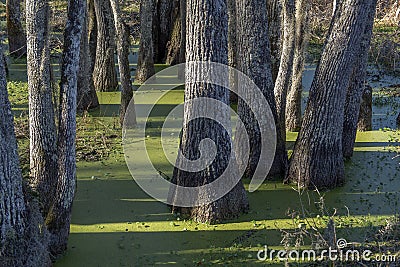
<box><xmin>357</xmin><ymin>84</ymin><xmax>373</xmax><ymax>131</ymax></box>
<box><xmin>135</xmin><ymin>0</ymin><xmax>156</xmax><ymax>83</ymax></box>
<box><xmin>77</xmin><ymin>3</ymin><xmax>99</xmax><ymax>111</ymax></box>
<box><xmin>169</xmin><ymin>0</ymin><xmax>248</xmax><ymax>224</ymax></box>
<box><xmin>286</xmin><ymin>0</ymin><xmax>375</xmax><ymax>189</ymax></box>
<box><xmin>46</xmin><ymin>0</ymin><xmax>85</xmax><ymax>255</ymax></box>
<box><xmin>26</xmin><ymin>0</ymin><xmax>58</xmax><ymax>217</ymax></box>
<box><xmin>285</xmin><ymin>0</ymin><xmax>309</xmax><ymax>132</ymax></box>
<box><xmin>267</xmin><ymin>0</ymin><xmax>282</xmax><ymax>83</ymax></box>
<box><xmin>0</xmin><ymin>46</ymin><xmax>51</xmax><ymax>267</ymax></box>
<box><xmin>6</xmin><ymin>0</ymin><xmax>26</xmax><ymax>57</ymax></box>
<box><xmin>227</xmin><ymin>0</ymin><xmax>238</xmax><ymax>104</ymax></box>
<box><xmin>236</xmin><ymin>0</ymin><xmax>287</xmax><ymax>177</ymax></box>
<box><xmin>397</xmin><ymin>112</ymin><xmax>400</xmax><ymax>126</ymax></box>
<box><xmin>88</xmin><ymin>0</ymin><xmax>97</xmax><ymax>74</ymax></box>
<box><xmin>93</xmin><ymin>0</ymin><xmax>118</xmax><ymax>92</ymax></box>
<box><xmin>109</xmin><ymin>0</ymin><xmax>136</xmax><ymax>127</ymax></box>
<box><xmin>165</xmin><ymin>0</ymin><xmax>181</xmax><ymax>65</ymax></box>
<box><xmin>153</xmin><ymin>0</ymin><xmax>173</xmax><ymax>63</ymax></box>
<box><xmin>342</xmin><ymin>1</ymin><xmax>376</xmax><ymax>158</ymax></box>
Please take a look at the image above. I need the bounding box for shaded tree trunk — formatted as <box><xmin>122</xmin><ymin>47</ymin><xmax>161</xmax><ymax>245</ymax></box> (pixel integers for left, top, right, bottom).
<box><xmin>235</xmin><ymin>0</ymin><xmax>287</xmax><ymax>177</ymax></box>
<box><xmin>286</xmin><ymin>0</ymin><xmax>375</xmax><ymax>189</ymax></box>
<box><xmin>77</xmin><ymin>3</ymin><xmax>99</xmax><ymax>111</ymax></box>
<box><xmin>135</xmin><ymin>0</ymin><xmax>156</xmax><ymax>83</ymax></box>
<box><xmin>88</xmin><ymin>0</ymin><xmax>97</xmax><ymax>74</ymax></box>
<box><xmin>165</xmin><ymin>0</ymin><xmax>181</xmax><ymax>65</ymax></box>
<box><xmin>342</xmin><ymin>1</ymin><xmax>376</xmax><ymax>158</ymax></box>
<box><xmin>267</xmin><ymin>0</ymin><xmax>282</xmax><ymax>83</ymax></box>
<box><xmin>169</xmin><ymin>0</ymin><xmax>248</xmax><ymax>224</ymax></box>
<box><xmin>46</xmin><ymin>0</ymin><xmax>85</xmax><ymax>255</ymax></box>
<box><xmin>26</xmin><ymin>0</ymin><xmax>58</xmax><ymax>217</ymax></box>
<box><xmin>153</xmin><ymin>0</ymin><xmax>173</xmax><ymax>63</ymax></box>
<box><xmin>93</xmin><ymin>0</ymin><xmax>118</xmax><ymax>91</ymax></box>
<box><xmin>285</xmin><ymin>0</ymin><xmax>309</xmax><ymax>132</ymax></box>
<box><xmin>397</xmin><ymin>112</ymin><xmax>400</xmax><ymax>126</ymax></box>
<box><xmin>357</xmin><ymin>84</ymin><xmax>373</xmax><ymax>131</ymax></box>
<box><xmin>6</xmin><ymin>0</ymin><xmax>26</xmax><ymax>57</ymax></box>
<box><xmin>109</xmin><ymin>0</ymin><xmax>136</xmax><ymax>127</ymax></box>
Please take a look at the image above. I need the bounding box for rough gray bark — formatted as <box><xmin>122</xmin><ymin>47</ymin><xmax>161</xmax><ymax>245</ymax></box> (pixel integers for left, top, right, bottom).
<box><xmin>26</xmin><ymin>0</ymin><xmax>58</xmax><ymax>216</ymax></box>
<box><xmin>0</xmin><ymin>46</ymin><xmax>50</xmax><ymax>267</ymax></box>
<box><xmin>285</xmin><ymin>0</ymin><xmax>309</xmax><ymax>132</ymax></box>
<box><xmin>236</xmin><ymin>0</ymin><xmax>287</xmax><ymax>177</ymax></box>
<box><xmin>109</xmin><ymin>0</ymin><xmax>136</xmax><ymax>127</ymax></box>
<box><xmin>135</xmin><ymin>0</ymin><xmax>156</xmax><ymax>83</ymax></box>
<box><xmin>93</xmin><ymin>0</ymin><xmax>118</xmax><ymax>91</ymax></box>
<box><xmin>6</xmin><ymin>0</ymin><xmax>26</xmax><ymax>57</ymax></box>
<box><xmin>273</xmin><ymin>0</ymin><xmax>295</xmax><ymax>176</ymax></box>
<box><xmin>286</xmin><ymin>0</ymin><xmax>375</xmax><ymax>189</ymax></box>
<box><xmin>177</xmin><ymin>0</ymin><xmax>186</xmax><ymax>79</ymax></box>
<box><xmin>77</xmin><ymin>3</ymin><xmax>99</xmax><ymax>111</ymax></box>
<box><xmin>357</xmin><ymin>84</ymin><xmax>373</xmax><ymax>131</ymax></box>
<box><xmin>267</xmin><ymin>0</ymin><xmax>282</xmax><ymax>83</ymax></box>
<box><xmin>342</xmin><ymin>1</ymin><xmax>376</xmax><ymax>158</ymax></box>
<box><xmin>169</xmin><ymin>0</ymin><xmax>248</xmax><ymax>223</ymax></box>
<box><xmin>46</xmin><ymin>0</ymin><xmax>85</xmax><ymax>255</ymax></box>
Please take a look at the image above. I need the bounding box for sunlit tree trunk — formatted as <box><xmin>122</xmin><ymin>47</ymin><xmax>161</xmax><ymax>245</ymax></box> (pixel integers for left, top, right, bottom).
<box><xmin>286</xmin><ymin>0</ymin><xmax>375</xmax><ymax>189</ymax></box>
<box><xmin>26</xmin><ymin>0</ymin><xmax>58</xmax><ymax>216</ymax></box>
<box><xmin>135</xmin><ymin>0</ymin><xmax>156</xmax><ymax>83</ymax></box>
<box><xmin>93</xmin><ymin>0</ymin><xmax>118</xmax><ymax>91</ymax></box>
<box><xmin>77</xmin><ymin>3</ymin><xmax>99</xmax><ymax>111</ymax></box>
<box><xmin>6</xmin><ymin>0</ymin><xmax>26</xmax><ymax>57</ymax></box>
<box><xmin>109</xmin><ymin>0</ymin><xmax>136</xmax><ymax>126</ymax></box>
<box><xmin>267</xmin><ymin>0</ymin><xmax>282</xmax><ymax>83</ymax></box>
<box><xmin>169</xmin><ymin>0</ymin><xmax>248</xmax><ymax>223</ymax></box>
<box><xmin>285</xmin><ymin>0</ymin><xmax>309</xmax><ymax>132</ymax></box>
<box><xmin>342</xmin><ymin>0</ymin><xmax>376</xmax><ymax>158</ymax></box>
<box><xmin>46</xmin><ymin>0</ymin><xmax>85</xmax><ymax>255</ymax></box>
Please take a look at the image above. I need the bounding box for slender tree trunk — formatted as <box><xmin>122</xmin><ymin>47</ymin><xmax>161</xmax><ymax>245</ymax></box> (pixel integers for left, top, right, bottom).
<box><xmin>342</xmin><ymin>1</ymin><xmax>376</xmax><ymax>158</ymax></box>
<box><xmin>26</xmin><ymin>0</ymin><xmax>58</xmax><ymax>217</ymax></box>
<box><xmin>357</xmin><ymin>84</ymin><xmax>373</xmax><ymax>131</ymax></box>
<box><xmin>109</xmin><ymin>0</ymin><xmax>136</xmax><ymax>127</ymax></box>
<box><xmin>46</xmin><ymin>0</ymin><xmax>85</xmax><ymax>255</ymax></box>
<box><xmin>93</xmin><ymin>0</ymin><xmax>118</xmax><ymax>91</ymax></box>
<box><xmin>77</xmin><ymin>3</ymin><xmax>99</xmax><ymax>111</ymax></box>
<box><xmin>285</xmin><ymin>0</ymin><xmax>309</xmax><ymax>132</ymax></box>
<box><xmin>267</xmin><ymin>0</ymin><xmax>282</xmax><ymax>83</ymax></box>
<box><xmin>236</xmin><ymin>0</ymin><xmax>287</xmax><ymax>177</ymax></box>
<box><xmin>6</xmin><ymin>0</ymin><xmax>26</xmax><ymax>57</ymax></box>
<box><xmin>169</xmin><ymin>0</ymin><xmax>248</xmax><ymax>224</ymax></box>
<box><xmin>273</xmin><ymin>0</ymin><xmax>295</xmax><ymax>176</ymax></box>
<box><xmin>135</xmin><ymin>0</ymin><xmax>156</xmax><ymax>83</ymax></box>
<box><xmin>0</xmin><ymin>46</ymin><xmax>51</xmax><ymax>267</ymax></box>
<box><xmin>286</xmin><ymin>0</ymin><xmax>375</xmax><ymax>189</ymax></box>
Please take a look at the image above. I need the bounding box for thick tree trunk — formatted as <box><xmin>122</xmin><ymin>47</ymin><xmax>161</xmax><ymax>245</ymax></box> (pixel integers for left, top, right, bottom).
<box><xmin>267</xmin><ymin>0</ymin><xmax>282</xmax><ymax>83</ymax></box>
<box><xmin>6</xmin><ymin>0</ymin><xmax>26</xmax><ymax>57</ymax></box>
<box><xmin>135</xmin><ymin>0</ymin><xmax>156</xmax><ymax>83</ymax></box>
<box><xmin>93</xmin><ymin>0</ymin><xmax>118</xmax><ymax>92</ymax></box>
<box><xmin>26</xmin><ymin>0</ymin><xmax>58</xmax><ymax>216</ymax></box>
<box><xmin>169</xmin><ymin>0</ymin><xmax>248</xmax><ymax>224</ymax></box>
<box><xmin>46</xmin><ymin>0</ymin><xmax>85</xmax><ymax>255</ymax></box>
<box><xmin>109</xmin><ymin>0</ymin><xmax>136</xmax><ymax>127</ymax></box>
<box><xmin>285</xmin><ymin>0</ymin><xmax>309</xmax><ymax>132</ymax></box>
<box><xmin>236</xmin><ymin>0</ymin><xmax>287</xmax><ymax>177</ymax></box>
<box><xmin>357</xmin><ymin>84</ymin><xmax>373</xmax><ymax>131</ymax></box>
<box><xmin>0</xmin><ymin>46</ymin><xmax>50</xmax><ymax>267</ymax></box>
<box><xmin>342</xmin><ymin>1</ymin><xmax>376</xmax><ymax>158</ymax></box>
<box><xmin>165</xmin><ymin>0</ymin><xmax>181</xmax><ymax>65</ymax></box>
<box><xmin>77</xmin><ymin>3</ymin><xmax>99</xmax><ymax>111</ymax></box>
<box><xmin>286</xmin><ymin>0</ymin><xmax>375</xmax><ymax>189</ymax></box>
<box><xmin>227</xmin><ymin>0</ymin><xmax>238</xmax><ymax>104</ymax></box>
